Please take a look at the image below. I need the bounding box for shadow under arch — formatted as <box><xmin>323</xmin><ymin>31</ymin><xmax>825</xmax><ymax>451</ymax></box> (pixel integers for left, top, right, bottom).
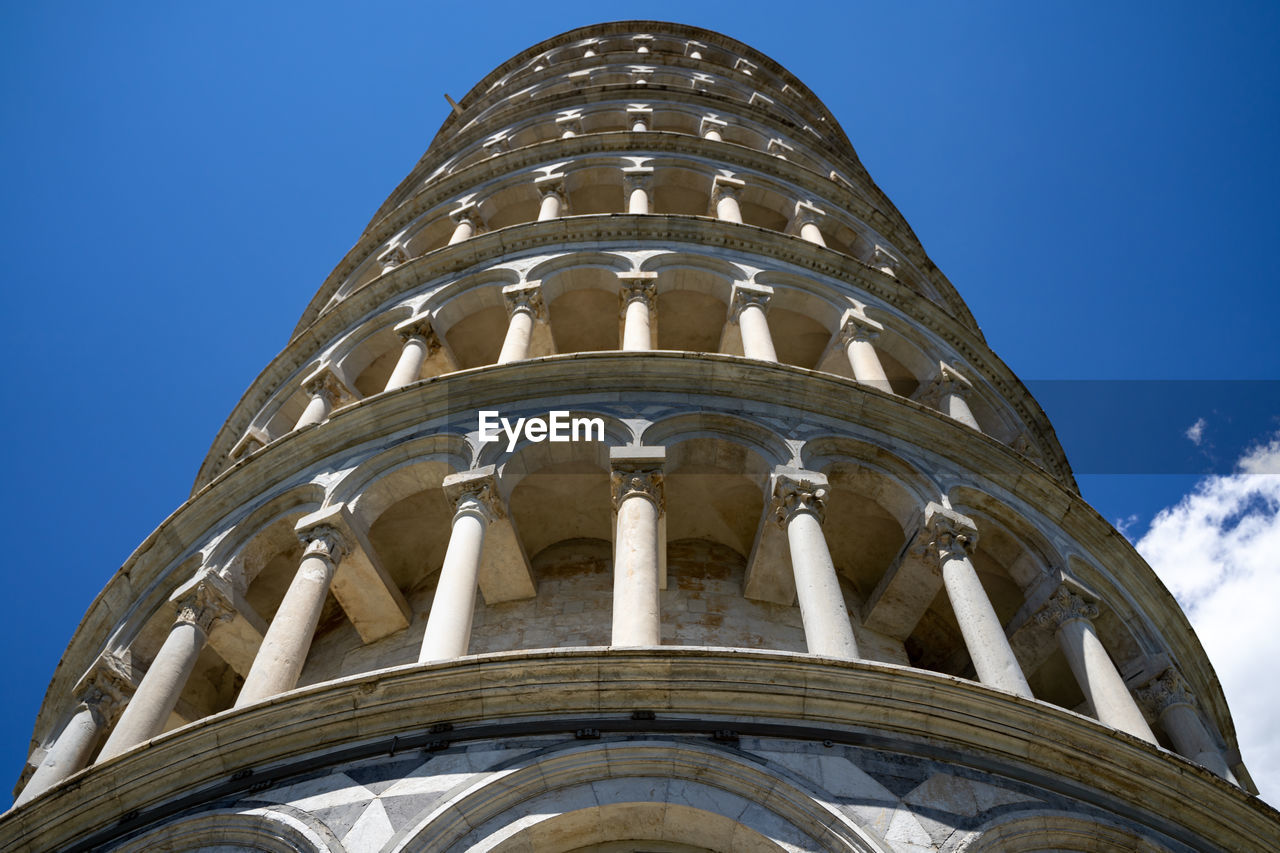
<box><xmin>331</xmin><ymin>432</ymin><xmax>473</xmax><ymax>529</ymax></box>
<box><xmin>391</xmin><ymin>740</ymin><xmax>888</xmax><ymax>853</ymax></box>
<box><xmin>210</xmin><ymin>482</ymin><xmax>328</xmax><ymax>592</ymax></box>
<box><xmin>425</xmin><ymin>267</ymin><xmax>522</xmax><ymax>369</ymax></box>
<box><xmin>957</xmin><ymin>808</ymin><xmax>1178</xmax><ymax>853</ymax></box>
<box><xmin>111</xmin><ymin>804</ymin><xmax>344</xmax><ymax>853</ymax></box>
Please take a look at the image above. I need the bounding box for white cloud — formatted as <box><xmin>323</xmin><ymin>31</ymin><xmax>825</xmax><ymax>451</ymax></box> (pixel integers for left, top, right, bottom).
<box><xmin>1185</xmin><ymin>417</ymin><xmax>1207</xmax><ymax>445</ymax></box>
<box><xmin>1135</xmin><ymin>433</ymin><xmax>1280</xmax><ymax>806</ymax></box>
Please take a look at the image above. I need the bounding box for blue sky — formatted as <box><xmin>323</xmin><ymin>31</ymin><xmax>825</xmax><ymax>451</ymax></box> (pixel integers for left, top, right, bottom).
<box><xmin>2</xmin><ymin>2</ymin><xmax>1278</xmax><ymax>802</ymax></box>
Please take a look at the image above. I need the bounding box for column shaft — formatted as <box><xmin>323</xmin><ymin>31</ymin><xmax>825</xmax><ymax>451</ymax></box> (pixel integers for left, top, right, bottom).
<box><xmin>1056</xmin><ymin>618</ymin><xmax>1157</xmax><ymax>742</ymax></box>
<box><xmin>420</xmin><ymin>506</ymin><xmax>489</xmax><ymax>661</ymax></box>
<box><xmin>612</xmin><ymin>491</ymin><xmax>661</xmax><ymax>646</ymax></box>
<box><xmin>234</xmin><ymin>533</ymin><xmax>341</xmax><ymax>708</ymax></box>
<box><xmin>14</xmin><ymin>705</ymin><xmax>103</xmax><ymax>805</ymax></box>
<box><xmin>738</xmin><ymin>303</ymin><xmax>777</xmax><ymax>361</ymax></box>
<box><xmin>498</xmin><ymin>309</ymin><xmax>536</xmax><ymax>364</ymax></box>
<box><xmin>1161</xmin><ymin>704</ymin><xmax>1235</xmax><ymax>779</ymax></box>
<box><xmin>944</xmin><ymin>392</ymin><xmax>981</xmax><ymax>430</ymax></box>
<box><xmin>448</xmin><ymin>217</ymin><xmax>475</xmax><ymax>245</ymax></box>
<box><xmin>538</xmin><ymin>191</ymin><xmax>562</xmax><ymax>221</ymax></box>
<box><xmin>623</xmin><ymin>298</ymin><xmax>652</xmax><ymax>351</ymax></box>
<box><xmin>785</xmin><ymin>510</ymin><xmax>858</xmax><ymax>659</ymax></box>
<box><xmin>97</xmin><ymin>620</ymin><xmax>206</xmax><ymax>761</ymax></box>
<box><xmin>384</xmin><ymin>335</ymin><xmax>430</xmax><ymax>392</ymax></box>
<box><xmin>799</xmin><ymin>221</ymin><xmax>826</xmax><ymax>246</ymax></box>
<box><xmin>715</xmin><ymin>192</ymin><xmax>742</xmax><ymax>223</ymax></box>
<box><xmin>294</xmin><ymin>392</ymin><xmax>331</xmax><ymax>429</ymax></box>
<box><xmin>940</xmin><ymin>552</ymin><xmax>1032</xmax><ymax>697</ymax></box>
<box><xmin>845</xmin><ymin>338</ymin><xmax>892</xmax><ymax>393</ymax></box>
<box><xmin>628</xmin><ymin>185</ymin><xmax>650</xmax><ymax>214</ymax></box>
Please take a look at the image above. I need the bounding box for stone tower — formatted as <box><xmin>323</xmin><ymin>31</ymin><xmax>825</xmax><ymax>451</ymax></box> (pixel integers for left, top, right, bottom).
<box><xmin>5</xmin><ymin>20</ymin><xmax>1277</xmax><ymax>853</ymax></box>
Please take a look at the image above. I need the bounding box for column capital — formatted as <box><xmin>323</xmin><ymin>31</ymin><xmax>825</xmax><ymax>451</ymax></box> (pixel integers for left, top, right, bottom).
<box><xmin>729</xmin><ymin>281</ymin><xmax>773</xmax><ymax>321</ymax></box>
<box><xmin>711</xmin><ymin>174</ymin><xmax>745</xmax><ymax>203</ymax></box>
<box><xmin>72</xmin><ymin>656</ymin><xmax>134</xmax><ymax>727</ymax></box>
<box><xmin>700</xmin><ymin>115</ymin><xmax>728</xmax><ymax>137</ymax></box>
<box><xmin>377</xmin><ymin>243</ymin><xmax>410</xmax><ymax>271</ymax></box>
<box><xmin>1034</xmin><ymin>584</ymin><xmax>1100</xmax><ymax>630</ymax></box>
<box><xmin>555</xmin><ymin>112</ymin><xmax>584</xmax><ymax>135</ymax></box>
<box><xmin>443</xmin><ymin>465</ymin><xmax>504</xmax><ymax>522</ymax></box>
<box><xmin>924</xmin><ymin>502</ymin><xmax>979</xmax><ymax>562</ymax></box>
<box><xmin>171</xmin><ymin>571</ymin><xmax>238</xmax><ymax>635</ymax></box>
<box><xmin>622</xmin><ymin>166</ymin><xmax>654</xmax><ymax>189</ymax></box>
<box><xmin>870</xmin><ymin>245</ymin><xmax>900</xmax><ymax>277</ymax></box>
<box><xmin>502</xmin><ymin>282</ymin><xmax>546</xmax><ymax>320</ymax></box>
<box><xmin>792</xmin><ymin>200</ymin><xmax>825</xmax><ymax>228</ymax></box>
<box><xmin>768</xmin><ymin>138</ymin><xmax>795</xmax><ymax>159</ymax></box>
<box><xmin>534</xmin><ymin>174</ymin><xmax>566</xmax><ymax>199</ymax></box>
<box><xmin>626</xmin><ymin>104</ymin><xmax>652</xmax><ymax>118</ymax></box>
<box><xmin>632</xmin><ymin>34</ymin><xmax>654</xmax><ymax>54</ymax></box>
<box><xmin>394</xmin><ymin>315</ymin><xmax>440</xmax><ymax>349</ymax></box>
<box><xmin>1137</xmin><ymin>667</ymin><xmax>1198</xmax><ymax>716</ymax></box>
<box><xmin>919</xmin><ymin>362</ymin><xmax>974</xmax><ymax>407</ymax></box>
<box><xmin>771</xmin><ymin>468</ymin><xmax>829</xmax><ymax>526</ymax></box>
<box><xmin>482</xmin><ymin>131</ymin><xmax>510</xmax><ymax>155</ymax></box>
<box><xmin>610</xmin><ymin>446</ymin><xmax>666</xmax><ymax>511</ymax></box>
<box><xmin>837</xmin><ymin>308</ymin><xmax>885</xmax><ymax>345</ymax></box>
<box><xmin>449</xmin><ymin>204</ymin><xmax>481</xmax><ymax>227</ymax></box>
<box><xmin>618</xmin><ymin>271</ymin><xmax>658</xmax><ymax>308</ymax></box>
<box><xmin>302</xmin><ymin>367</ymin><xmax>344</xmax><ymax>408</ymax></box>
<box><xmin>296</xmin><ymin>522</ymin><xmax>349</xmax><ymax>566</ymax></box>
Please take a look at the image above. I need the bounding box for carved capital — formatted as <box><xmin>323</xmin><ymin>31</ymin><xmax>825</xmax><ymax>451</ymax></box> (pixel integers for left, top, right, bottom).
<box><xmin>449</xmin><ymin>205</ymin><xmax>480</xmax><ymax>227</ymax></box>
<box><xmin>619</xmin><ymin>272</ymin><xmax>658</xmax><ymax>310</ymax></box>
<box><xmin>303</xmin><ymin>369</ymin><xmax>343</xmax><ymax>407</ymax></box>
<box><xmin>792</xmin><ymin>201</ymin><xmax>825</xmax><ymax>228</ymax></box>
<box><xmin>1035</xmin><ymin>585</ymin><xmax>1099</xmax><ymax>630</ymax></box>
<box><xmin>298</xmin><ymin>523</ymin><xmax>349</xmax><ymax>565</ymax></box>
<box><xmin>622</xmin><ymin>166</ymin><xmax>654</xmax><ymax>190</ymax></box>
<box><xmin>395</xmin><ymin>316</ymin><xmax>440</xmax><ymax>351</ymax></box>
<box><xmin>377</xmin><ymin>243</ymin><xmax>410</xmax><ymax>271</ymax></box>
<box><xmin>700</xmin><ymin>115</ymin><xmax>728</xmax><ymax>137</ymax></box>
<box><xmin>729</xmin><ymin>282</ymin><xmax>773</xmax><ymax>321</ymax></box>
<box><xmin>870</xmin><ymin>245</ymin><xmax>900</xmax><ymax>277</ymax></box>
<box><xmin>771</xmin><ymin>469</ymin><xmax>829</xmax><ymax>526</ymax></box>
<box><xmin>536</xmin><ymin>176</ymin><xmax>566</xmax><ymax>200</ymax></box>
<box><xmin>502</xmin><ymin>282</ymin><xmax>546</xmax><ymax>320</ymax></box>
<box><xmin>711</xmin><ymin>175</ymin><xmax>744</xmax><ymax>204</ymax></box>
<box><xmin>838</xmin><ymin>308</ymin><xmax>884</xmax><ymax>346</ymax></box>
<box><xmin>612</xmin><ymin>467</ymin><xmax>664</xmax><ymax>510</ymax></box>
<box><xmin>173</xmin><ymin>574</ymin><xmax>236</xmax><ymax>635</ymax></box>
<box><xmin>919</xmin><ymin>362</ymin><xmax>974</xmax><ymax>408</ymax></box>
<box><xmin>1138</xmin><ymin>668</ymin><xmax>1198</xmax><ymax>716</ymax></box>
<box><xmin>443</xmin><ymin>466</ymin><xmax>504</xmax><ymax>522</ymax></box>
<box><xmin>73</xmin><ymin>657</ymin><xmax>134</xmax><ymax>727</ymax></box>
<box><xmin>924</xmin><ymin>502</ymin><xmax>979</xmax><ymax>563</ymax></box>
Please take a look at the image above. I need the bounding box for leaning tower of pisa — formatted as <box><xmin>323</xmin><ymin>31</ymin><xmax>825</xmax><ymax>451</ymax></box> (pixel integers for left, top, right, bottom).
<box><xmin>5</xmin><ymin>20</ymin><xmax>1278</xmax><ymax>853</ymax></box>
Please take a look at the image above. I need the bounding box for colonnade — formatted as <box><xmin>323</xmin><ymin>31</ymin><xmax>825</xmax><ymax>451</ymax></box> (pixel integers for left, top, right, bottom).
<box><xmin>17</xmin><ymin>451</ymin><xmax>1238</xmax><ymax>809</ymax></box>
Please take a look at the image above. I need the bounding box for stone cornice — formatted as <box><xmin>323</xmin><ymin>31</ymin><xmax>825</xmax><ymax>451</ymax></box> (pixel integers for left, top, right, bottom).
<box><xmin>3</xmin><ymin>650</ymin><xmax>1273</xmax><ymax>851</ymax></box>
<box><xmin>304</xmin><ymin>130</ymin><xmax>959</xmax><ymax>340</ymax></box>
<box><xmin>31</xmin><ymin>354</ymin><xmax>1226</xmax><ymax>775</ymax></box>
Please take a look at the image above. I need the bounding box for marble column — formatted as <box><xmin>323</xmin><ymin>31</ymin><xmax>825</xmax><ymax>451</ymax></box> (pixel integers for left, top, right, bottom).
<box><xmin>98</xmin><ymin>580</ymin><xmax>234</xmax><ymax>761</ymax></box>
<box><xmin>620</xmin><ymin>273</ymin><xmax>658</xmax><ymax>351</ymax></box>
<box><xmin>234</xmin><ymin>525</ymin><xmax>348</xmax><ymax>708</ymax></box>
<box><xmin>14</xmin><ymin>669</ymin><xmax>127</xmax><ymax>805</ymax></box>
<box><xmin>711</xmin><ymin>176</ymin><xmax>745</xmax><ymax>223</ymax></box>
<box><xmin>536</xmin><ymin>178</ymin><xmax>566</xmax><ymax>221</ymax></box>
<box><xmin>448</xmin><ymin>207</ymin><xmax>480</xmax><ymax>245</ymax></box>
<box><xmin>926</xmin><ymin>504</ymin><xmax>1032</xmax><ymax>698</ymax></box>
<box><xmin>730</xmin><ymin>282</ymin><xmax>778</xmax><ymax>362</ymax></box>
<box><xmin>1036</xmin><ymin>586</ymin><xmax>1157</xmax><ymax>742</ymax></box>
<box><xmin>611</xmin><ymin>449</ymin><xmax>665</xmax><ymax>646</ymax></box>
<box><xmin>627</xmin><ymin>105</ymin><xmax>651</xmax><ymax>132</ymax></box>
<box><xmin>294</xmin><ymin>370</ymin><xmax>342</xmax><ymax>430</ymax></box>
<box><xmin>838</xmin><ymin>310</ymin><xmax>892</xmax><ymax>393</ymax></box>
<box><xmin>376</xmin><ymin>244</ymin><xmax>409</xmax><ymax>276</ymax></box>
<box><xmin>793</xmin><ymin>202</ymin><xmax>827</xmax><ymax>247</ymax></box>
<box><xmin>926</xmin><ymin>363</ymin><xmax>982</xmax><ymax>431</ymax></box>
<box><xmin>623</xmin><ymin>166</ymin><xmax>653</xmax><ymax>214</ymax></box>
<box><xmin>420</xmin><ymin>469</ymin><xmax>501</xmax><ymax>662</ymax></box>
<box><xmin>384</xmin><ymin>317</ymin><xmax>439</xmax><ymax>392</ymax></box>
<box><xmin>701</xmin><ymin>115</ymin><xmax>726</xmax><ymax>141</ymax></box>
<box><xmin>1138</xmin><ymin>668</ymin><xmax>1236</xmax><ymax>780</ymax></box>
<box><xmin>772</xmin><ymin>469</ymin><xmax>859</xmax><ymax>660</ymax></box>
<box><xmin>498</xmin><ymin>283</ymin><xmax>545</xmax><ymax>364</ymax></box>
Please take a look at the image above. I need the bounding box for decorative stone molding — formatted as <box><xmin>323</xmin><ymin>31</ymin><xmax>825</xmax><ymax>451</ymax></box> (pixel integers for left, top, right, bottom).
<box><xmin>1035</xmin><ymin>585</ymin><xmax>1100</xmax><ymax>630</ymax></box>
<box><xmin>710</xmin><ymin>174</ymin><xmax>745</xmax><ymax>205</ymax></box>
<box><xmin>443</xmin><ymin>466</ymin><xmax>505</xmax><ymax>522</ymax></box>
<box><xmin>611</xmin><ymin>448</ymin><xmax>666</xmax><ymax>511</ymax></box>
<box><xmin>618</xmin><ymin>271</ymin><xmax>658</xmax><ymax>311</ymax></box>
<box><xmin>837</xmin><ymin>308</ymin><xmax>884</xmax><ymax>345</ymax></box>
<box><xmin>771</xmin><ymin>469</ymin><xmax>829</xmax><ymax>526</ymax></box>
<box><xmin>621</xmin><ymin>165</ymin><xmax>653</xmax><ymax>190</ymax></box>
<box><xmin>502</xmin><ymin>282</ymin><xmax>546</xmax><ymax>321</ymax></box>
<box><xmin>394</xmin><ymin>315</ymin><xmax>440</xmax><ymax>350</ymax></box>
<box><xmin>1138</xmin><ymin>667</ymin><xmax>1198</xmax><ymax>716</ymax></box>
<box><xmin>728</xmin><ymin>281</ymin><xmax>773</xmax><ymax>321</ymax></box>
<box><xmin>918</xmin><ymin>362</ymin><xmax>975</xmax><ymax>407</ymax></box>
<box><xmin>72</xmin><ymin>656</ymin><xmax>135</xmax><ymax>728</ymax></box>
<box><xmin>172</xmin><ymin>573</ymin><xmax>238</xmax><ymax>636</ymax></box>
<box><xmin>924</xmin><ymin>501</ymin><xmax>979</xmax><ymax>562</ymax></box>
<box><xmin>301</xmin><ymin>367</ymin><xmax>343</xmax><ymax>408</ymax></box>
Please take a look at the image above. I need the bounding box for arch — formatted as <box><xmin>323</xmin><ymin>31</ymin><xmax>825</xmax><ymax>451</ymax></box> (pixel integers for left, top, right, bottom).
<box><xmin>212</xmin><ymin>483</ymin><xmax>328</xmax><ymax>590</ymax></box>
<box><xmin>333</xmin><ymin>433</ymin><xmax>473</xmax><ymax>528</ymax></box>
<box><xmin>959</xmin><ymin>808</ymin><xmax>1177</xmax><ymax>852</ymax></box>
<box><xmin>111</xmin><ymin>805</ymin><xmax>343</xmax><ymax>853</ymax></box>
<box><xmin>392</xmin><ymin>740</ymin><xmax>886</xmax><ymax>852</ymax></box>
<box><xmin>642</xmin><ymin>412</ymin><xmax>792</xmax><ymax>470</ymax></box>
<box><xmin>331</xmin><ymin>304</ymin><xmax>418</xmax><ymax>397</ymax></box>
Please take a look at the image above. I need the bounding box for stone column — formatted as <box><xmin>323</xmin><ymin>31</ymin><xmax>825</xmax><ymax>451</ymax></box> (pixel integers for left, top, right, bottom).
<box><xmin>793</xmin><ymin>202</ymin><xmax>827</xmax><ymax>247</ymax></box>
<box><xmin>1036</xmin><ymin>586</ymin><xmax>1157</xmax><ymax>742</ymax></box>
<box><xmin>700</xmin><ymin>115</ymin><xmax>726</xmax><ymax>141</ymax></box>
<box><xmin>294</xmin><ymin>369</ymin><xmax>342</xmax><ymax>430</ymax></box>
<box><xmin>556</xmin><ymin>112</ymin><xmax>583</xmax><ymax>138</ymax></box>
<box><xmin>926</xmin><ymin>504</ymin><xmax>1033</xmax><ymax>698</ymax></box>
<box><xmin>420</xmin><ymin>468</ymin><xmax>501</xmax><ymax>662</ymax></box>
<box><xmin>619</xmin><ymin>273</ymin><xmax>658</xmax><ymax>351</ymax></box>
<box><xmin>623</xmin><ymin>166</ymin><xmax>653</xmax><ymax>214</ymax></box>
<box><xmin>14</xmin><ymin>669</ymin><xmax>127</xmax><ymax>806</ymax></box>
<box><xmin>772</xmin><ymin>469</ymin><xmax>859</xmax><ymax>660</ymax></box>
<box><xmin>384</xmin><ymin>317</ymin><xmax>439</xmax><ymax>392</ymax></box>
<box><xmin>838</xmin><ymin>309</ymin><xmax>892</xmax><ymax>393</ymax></box>
<box><xmin>498</xmin><ymin>283</ymin><xmax>545</xmax><ymax>364</ymax></box>
<box><xmin>627</xmin><ymin>105</ymin><xmax>651</xmax><ymax>132</ymax></box>
<box><xmin>611</xmin><ymin>448</ymin><xmax>665</xmax><ymax>647</ymax></box>
<box><xmin>925</xmin><ymin>363</ymin><xmax>982</xmax><ymax>431</ymax></box>
<box><xmin>730</xmin><ymin>282</ymin><xmax>778</xmax><ymax>362</ymax></box>
<box><xmin>376</xmin><ymin>244</ymin><xmax>409</xmax><ymax>276</ymax></box>
<box><xmin>536</xmin><ymin>177</ymin><xmax>566</xmax><ymax>221</ymax></box>
<box><xmin>711</xmin><ymin>176</ymin><xmax>745</xmax><ymax>224</ymax></box>
<box><xmin>97</xmin><ymin>580</ymin><xmax>233</xmax><ymax>761</ymax></box>
<box><xmin>448</xmin><ymin>206</ymin><xmax>480</xmax><ymax>245</ymax></box>
<box><xmin>1138</xmin><ymin>668</ymin><xmax>1236</xmax><ymax>780</ymax></box>
<box><xmin>234</xmin><ymin>524</ymin><xmax>348</xmax><ymax>708</ymax></box>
